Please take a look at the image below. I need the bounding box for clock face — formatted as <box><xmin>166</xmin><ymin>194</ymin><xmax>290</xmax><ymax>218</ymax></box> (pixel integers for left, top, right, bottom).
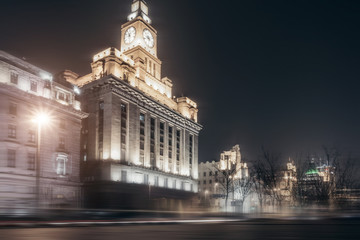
<box><xmin>124</xmin><ymin>27</ymin><xmax>136</xmax><ymax>44</ymax></box>
<box><xmin>143</xmin><ymin>29</ymin><xmax>154</xmax><ymax>48</ymax></box>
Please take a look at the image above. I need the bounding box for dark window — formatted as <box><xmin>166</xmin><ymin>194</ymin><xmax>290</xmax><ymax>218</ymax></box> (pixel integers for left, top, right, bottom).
<box><xmin>28</xmin><ymin>153</ymin><xmax>35</xmax><ymax>170</ymax></box>
<box><xmin>203</xmin><ymin>180</ymin><xmax>206</xmax><ymax>184</ymax></box>
<box><xmin>10</xmin><ymin>72</ymin><xmax>18</xmax><ymax>84</ymax></box>
<box><xmin>58</xmin><ymin>92</ymin><xmax>65</xmax><ymax>101</ymax></box>
<box><xmin>150</xmin><ymin>118</ymin><xmax>155</xmax><ymax>166</ymax></box>
<box><xmin>7</xmin><ymin>149</ymin><xmax>16</xmax><ymax>168</ymax></box>
<box><xmin>159</xmin><ymin>122</ymin><xmax>164</xmax><ymax>158</ymax></box>
<box><xmin>30</xmin><ymin>81</ymin><xmax>37</xmax><ymax>92</ymax></box>
<box><xmin>139</xmin><ymin>113</ymin><xmax>145</xmax><ymax>164</ymax></box>
<box><xmin>59</xmin><ymin>136</ymin><xmax>65</xmax><ymax>149</ymax></box>
<box><xmin>168</xmin><ymin>126</ymin><xmax>173</xmax><ymax>160</ymax></box>
<box><xmin>209</xmin><ymin>180</ymin><xmax>212</xmax><ymax>184</ymax></box>
<box><xmin>176</xmin><ymin>130</ymin><xmax>180</xmax><ymax>161</ymax></box>
<box><xmin>9</xmin><ymin>103</ymin><xmax>17</xmax><ymax>115</ymax></box>
<box><xmin>189</xmin><ymin>135</ymin><xmax>193</xmax><ymax>165</ymax></box>
<box><xmin>209</xmin><ymin>171</ymin><xmax>212</xmax><ymax>176</ymax></box>
<box><xmin>203</xmin><ymin>172</ymin><xmax>206</xmax><ymax>177</ymax></box>
<box><xmin>98</xmin><ymin>101</ymin><xmax>104</xmax><ymax>158</ymax></box>
<box><xmin>8</xmin><ymin>124</ymin><xmax>16</xmax><ymax>138</ymax></box>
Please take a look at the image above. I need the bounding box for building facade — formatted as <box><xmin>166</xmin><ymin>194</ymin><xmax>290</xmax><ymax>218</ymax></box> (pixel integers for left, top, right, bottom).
<box><xmin>198</xmin><ymin>145</ymin><xmax>249</xmax><ymax>211</ymax></box>
<box><xmin>63</xmin><ymin>0</ymin><xmax>202</xmax><ymax>209</ymax></box>
<box><xmin>0</xmin><ymin>51</ymin><xmax>87</xmax><ymax>214</ymax></box>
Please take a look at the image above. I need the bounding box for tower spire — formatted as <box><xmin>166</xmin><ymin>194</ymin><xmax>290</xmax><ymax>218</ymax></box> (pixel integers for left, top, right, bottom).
<box><xmin>128</xmin><ymin>0</ymin><xmax>151</xmax><ymax>24</ymax></box>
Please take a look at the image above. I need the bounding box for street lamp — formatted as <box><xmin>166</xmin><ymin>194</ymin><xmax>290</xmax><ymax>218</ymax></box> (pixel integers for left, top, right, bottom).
<box><xmin>32</xmin><ymin>112</ymin><xmax>50</xmax><ymax>211</ymax></box>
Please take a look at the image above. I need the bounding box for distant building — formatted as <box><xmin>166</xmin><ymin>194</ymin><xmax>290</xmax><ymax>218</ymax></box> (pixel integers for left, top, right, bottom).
<box><xmin>61</xmin><ymin>0</ymin><xmax>202</xmax><ymax>210</ymax></box>
<box><xmin>198</xmin><ymin>145</ymin><xmax>249</xmax><ymax>211</ymax></box>
<box><xmin>0</xmin><ymin>51</ymin><xmax>87</xmax><ymax>214</ymax></box>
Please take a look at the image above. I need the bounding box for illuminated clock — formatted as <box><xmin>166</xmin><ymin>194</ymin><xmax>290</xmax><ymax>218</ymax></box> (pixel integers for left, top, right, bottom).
<box><xmin>143</xmin><ymin>29</ymin><xmax>154</xmax><ymax>48</ymax></box>
<box><xmin>124</xmin><ymin>27</ymin><xmax>136</xmax><ymax>44</ymax></box>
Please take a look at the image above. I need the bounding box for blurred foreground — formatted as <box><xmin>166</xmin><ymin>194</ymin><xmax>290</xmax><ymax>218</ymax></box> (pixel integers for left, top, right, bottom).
<box><xmin>1</xmin><ymin>216</ymin><xmax>360</xmax><ymax>240</ymax></box>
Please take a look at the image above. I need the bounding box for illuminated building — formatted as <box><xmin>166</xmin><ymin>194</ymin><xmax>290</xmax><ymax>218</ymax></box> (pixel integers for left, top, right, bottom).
<box><xmin>0</xmin><ymin>51</ymin><xmax>87</xmax><ymax>213</ymax></box>
<box><xmin>64</xmin><ymin>0</ymin><xmax>202</xmax><ymax>209</ymax></box>
<box><xmin>198</xmin><ymin>145</ymin><xmax>249</xmax><ymax>211</ymax></box>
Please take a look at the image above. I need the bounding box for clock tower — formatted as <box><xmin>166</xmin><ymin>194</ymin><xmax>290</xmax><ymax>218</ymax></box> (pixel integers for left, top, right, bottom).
<box><xmin>120</xmin><ymin>0</ymin><xmax>161</xmax><ymax>80</ymax></box>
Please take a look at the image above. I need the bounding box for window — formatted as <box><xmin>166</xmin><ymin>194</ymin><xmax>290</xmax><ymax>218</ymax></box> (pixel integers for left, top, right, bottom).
<box><xmin>98</xmin><ymin>101</ymin><xmax>104</xmax><ymax>158</ymax></box>
<box><xmin>28</xmin><ymin>130</ymin><xmax>35</xmax><ymax>143</ymax></box>
<box><xmin>176</xmin><ymin>130</ymin><xmax>180</xmax><ymax>161</ymax></box>
<box><xmin>159</xmin><ymin>122</ymin><xmax>164</xmax><ymax>157</ymax></box>
<box><xmin>10</xmin><ymin>72</ymin><xmax>18</xmax><ymax>84</ymax></box>
<box><xmin>120</xmin><ymin>103</ymin><xmax>127</xmax><ymax>161</ymax></box>
<box><xmin>209</xmin><ymin>171</ymin><xmax>212</xmax><ymax>176</ymax></box>
<box><xmin>28</xmin><ymin>153</ymin><xmax>35</xmax><ymax>170</ymax></box>
<box><xmin>8</xmin><ymin>124</ymin><xmax>16</xmax><ymax>138</ymax></box>
<box><xmin>59</xmin><ymin>119</ymin><xmax>66</xmax><ymax>129</ymax></box>
<box><xmin>59</xmin><ymin>136</ymin><xmax>65</xmax><ymax>149</ymax></box>
<box><xmin>139</xmin><ymin>113</ymin><xmax>145</xmax><ymax>164</ymax></box>
<box><xmin>189</xmin><ymin>135</ymin><xmax>193</xmax><ymax>165</ymax></box>
<box><xmin>164</xmin><ymin>178</ymin><xmax>168</xmax><ymax>188</ymax></box>
<box><xmin>154</xmin><ymin>176</ymin><xmax>159</xmax><ymax>187</ymax></box>
<box><xmin>30</xmin><ymin>81</ymin><xmax>37</xmax><ymax>92</ymax></box>
<box><xmin>56</xmin><ymin>154</ymin><xmax>68</xmax><ymax>175</ymax></box>
<box><xmin>144</xmin><ymin>174</ymin><xmax>149</xmax><ymax>185</ymax></box>
<box><xmin>168</xmin><ymin>126</ymin><xmax>173</xmax><ymax>159</ymax></box>
<box><xmin>150</xmin><ymin>118</ymin><xmax>155</xmax><ymax>166</ymax></box>
<box><xmin>121</xmin><ymin>170</ymin><xmax>127</xmax><ymax>182</ymax></box>
<box><xmin>209</xmin><ymin>180</ymin><xmax>212</xmax><ymax>184</ymax></box>
<box><xmin>203</xmin><ymin>180</ymin><xmax>206</xmax><ymax>184</ymax></box>
<box><xmin>9</xmin><ymin>103</ymin><xmax>17</xmax><ymax>116</ymax></box>
<box><xmin>7</xmin><ymin>149</ymin><xmax>16</xmax><ymax>168</ymax></box>
<box><xmin>203</xmin><ymin>172</ymin><xmax>206</xmax><ymax>177</ymax></box>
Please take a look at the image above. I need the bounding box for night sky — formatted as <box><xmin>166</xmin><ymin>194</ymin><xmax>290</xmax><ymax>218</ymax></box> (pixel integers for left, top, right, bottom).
<box><xmin>1</xmin><ymin>0</ymin><xmax>360</xmax><ymax>162</ymax></box>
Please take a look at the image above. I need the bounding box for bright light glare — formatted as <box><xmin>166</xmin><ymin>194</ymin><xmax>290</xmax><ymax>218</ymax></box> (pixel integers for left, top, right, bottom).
<box><xmin>32</xmin><ymin>112</ymin><xmax>50</xmax><ymax>125</ymax></box>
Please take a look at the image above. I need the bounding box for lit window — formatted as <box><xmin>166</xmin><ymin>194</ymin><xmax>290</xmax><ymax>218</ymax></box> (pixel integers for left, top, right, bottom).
<box><xmin>55</xmin><ymin>154</ymin><xmax>68</xmax><ymax>176</ymax></box>
<box><xmin>10</xmin><ymin>72</ymin><xmax>18</xmax><ymax>84</ymax></box>
<box><xmin>30</xmin><ymin>81</ymin><xmax>37</xmax><ymax>92</ymax></box>
<box><xmin>8</xmin><ymin>124</ymin><xmax>16</xmax><ymax>138</ymax></box>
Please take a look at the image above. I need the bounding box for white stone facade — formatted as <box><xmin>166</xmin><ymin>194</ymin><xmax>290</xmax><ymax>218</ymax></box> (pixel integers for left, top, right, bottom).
<box><xmin>70</xmin><ymin>0</ymin><xmax>201</xmax><ymax>202</ymax></box>
<box><xmin>0</xmin><ymin>51</ymin><xmax>87</xmax><ymax>214</ymax></box>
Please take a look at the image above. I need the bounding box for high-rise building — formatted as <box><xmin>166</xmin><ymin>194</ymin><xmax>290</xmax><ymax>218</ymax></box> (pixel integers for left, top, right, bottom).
<box><xmin>65</xmin><ymin>0</ymin><xmax>202</xmax><ymax>209</ymax></box>
<box><xmin>0</xmin><ymin>51</ymin><xmax>87</xmax><ymax>214</ymax></box>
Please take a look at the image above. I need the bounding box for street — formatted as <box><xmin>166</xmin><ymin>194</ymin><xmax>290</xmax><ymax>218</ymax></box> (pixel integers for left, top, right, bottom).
<box><xmin>1</xmin><ymin>218</ymin><xmax>359</xmax><ymax>240</ymax></box>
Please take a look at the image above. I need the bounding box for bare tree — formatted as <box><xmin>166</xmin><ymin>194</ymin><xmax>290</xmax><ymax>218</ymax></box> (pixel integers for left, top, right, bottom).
<box><xmin>252</xmin><ymin>147</ymin><xmax>285</xmax><ymax>209</ymax></box>
<box><xmin>233</xmin><ymin>173</ymin><xmax>253</xmax><ymax>212</ymax></box>
<box><xmin>210</xmin><ymin>160</ymin><xmax>237</xmax><ymax>210</ymax></box>
<box><xmin>290</xmin><ymin>153</ymin><xmax>311</xmax><ymax>206</ymax></box>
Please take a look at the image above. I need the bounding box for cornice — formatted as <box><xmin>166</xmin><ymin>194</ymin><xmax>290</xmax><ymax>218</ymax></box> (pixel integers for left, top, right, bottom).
<box><xmin>81</xmin><ymin>75</ymin><xmax>202</xmax><ymax>133</ymax></box>
<box><xmin>0</xmin><ymin>83</ymin><xmax>88</xmax><ymax>119</ymax></box>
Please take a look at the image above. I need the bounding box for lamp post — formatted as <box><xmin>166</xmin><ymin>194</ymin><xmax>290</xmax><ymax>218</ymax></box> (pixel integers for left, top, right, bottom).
<box><xmin>32</xmin><ymin>113</ymin><xmax>50</xmax><ymax>211</ymax></box>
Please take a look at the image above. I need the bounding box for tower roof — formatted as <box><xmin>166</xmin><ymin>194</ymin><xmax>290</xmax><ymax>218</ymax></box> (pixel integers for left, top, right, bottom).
<box><xmin>128</xmin><ymin>0</ymin><xmax>151</xmax><ymax>24</ymax></box>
